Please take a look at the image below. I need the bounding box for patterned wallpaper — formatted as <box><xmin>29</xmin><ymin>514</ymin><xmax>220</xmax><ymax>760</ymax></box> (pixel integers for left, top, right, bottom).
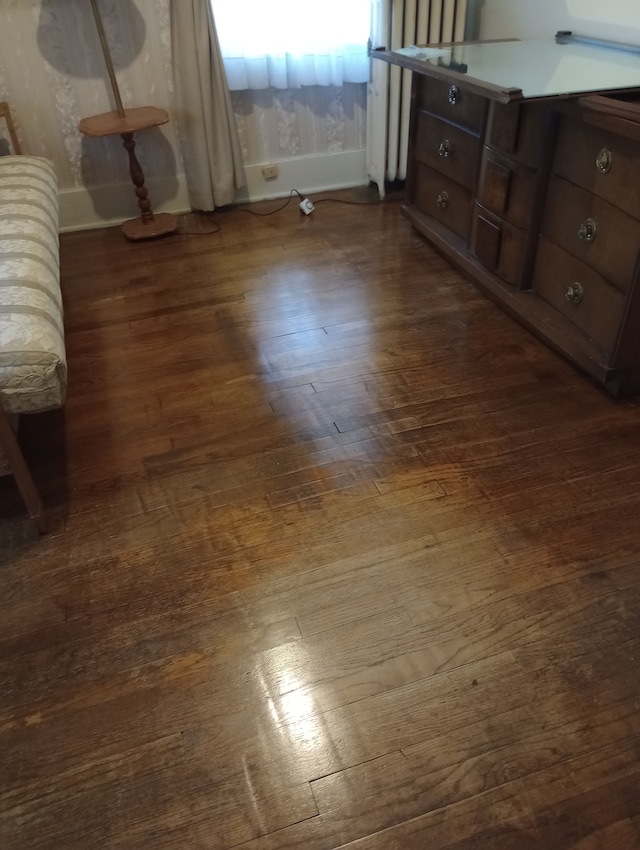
<box><xmin>0</xmin><ymin>0</ymin><xmax>177</xmax><ymax>191</ymax></box>
<box><xmin>0</xmin><ymin>0</ymin><xmax>366</xmax><ymax>201</ymax></box>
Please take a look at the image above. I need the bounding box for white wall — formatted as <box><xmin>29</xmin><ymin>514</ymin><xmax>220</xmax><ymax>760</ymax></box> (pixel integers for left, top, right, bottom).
<box><xmin>479</xmin><ymin>0</ymin><xmax>640</xmax><ymax>46</ymax></box>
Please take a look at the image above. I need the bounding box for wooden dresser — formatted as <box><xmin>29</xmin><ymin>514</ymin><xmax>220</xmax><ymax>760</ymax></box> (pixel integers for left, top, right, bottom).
<box><xmin>376</xmin><ymin>36</ymin><xmax>640</xmax><ymax>397</ymax></box>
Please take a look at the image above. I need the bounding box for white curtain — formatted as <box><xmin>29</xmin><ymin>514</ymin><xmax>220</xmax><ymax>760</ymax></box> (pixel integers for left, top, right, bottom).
<box><xmin>209</xmin><ymin>0</ymin><xmax>371</xmax><ymax>90</ymax></box>
<box><xmin>170</xmin><ymin>0</ymin><xmax>246</xmax><ymax>210</ymax></box>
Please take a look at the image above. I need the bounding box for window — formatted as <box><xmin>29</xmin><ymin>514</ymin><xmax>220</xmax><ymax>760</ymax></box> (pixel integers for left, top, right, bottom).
<box><xmin>210</xmin><ymin>0</ymin><xmax>371</xmax><ymax>90</ymax></box>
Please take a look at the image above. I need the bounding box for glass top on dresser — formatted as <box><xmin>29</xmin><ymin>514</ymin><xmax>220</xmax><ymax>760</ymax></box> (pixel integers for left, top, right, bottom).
<box><xmin>376</xmin><ymin>34</ymin><xmax>640</xmax><ymax>102</ymax></box>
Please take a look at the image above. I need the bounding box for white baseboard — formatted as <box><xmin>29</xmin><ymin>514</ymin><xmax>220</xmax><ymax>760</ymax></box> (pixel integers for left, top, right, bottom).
<box><xmin>59</xmin><ymin>150</ymin><xmax>368</xmax><ymax>232</ymax></box>
<box><xmin>58</xmin><ymin>175</ymin><xmax>191</xmax><ymax>233</ymax></box>
<box><xmin>236</xmin><ymin>150</ymin><xmax>368</xmax><ymax>203</ymax></box>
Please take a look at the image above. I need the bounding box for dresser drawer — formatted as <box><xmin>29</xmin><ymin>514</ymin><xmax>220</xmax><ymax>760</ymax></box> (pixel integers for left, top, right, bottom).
<box><xmin>470</xmin><ymin>206</ymin><xmax>527</xmax><ymax>287</ymax></box>
<box><xmin>533</xmin><ymin>238</ymin><xmax>626</xmax><ymax>355</ymax></box>
<box><xmin>553</xmin><ymin>115</ymin><xmax>640</xmax><ymax>219</ymax></box>
<box><xmin>413</xmin><ymin>162</ymin><xmax>472</xmax><ymax>240</ymax></box>
<box><xmin>476</xmin><ymin>147</ymin><xmax>538</xmax><ymax>229</ymax></box>
<box><xmin>486</xmin><ymin>102</ymin><xmax>549</xmax><ymax>168</ymax></box>
<box><xmin>541</xmin><ymin>175</ymin><xmax>640</xmax><ymax>293</ymax></box>
<box><xmin>415</xmin><ymin>75</ymin><xmax>486</xmax><ymax>133</ymax></box>
<box><xmin>414</xmin><ymin>111</ymin><xmax>480</xmax><ymax>190</ymax></box>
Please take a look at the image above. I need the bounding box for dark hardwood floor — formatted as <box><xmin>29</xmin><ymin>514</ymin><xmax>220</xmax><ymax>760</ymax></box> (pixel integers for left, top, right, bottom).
<box><xmin>2</xmin><ymin>188</ymin><xmax>640</xmax><ymax>849</ymax></box>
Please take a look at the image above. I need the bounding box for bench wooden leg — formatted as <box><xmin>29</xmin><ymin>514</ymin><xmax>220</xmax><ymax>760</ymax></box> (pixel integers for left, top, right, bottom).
<box><xmin>0</xmin><ymin>407</ymin><xmax>47</xmax><ymax>534</ymax></box>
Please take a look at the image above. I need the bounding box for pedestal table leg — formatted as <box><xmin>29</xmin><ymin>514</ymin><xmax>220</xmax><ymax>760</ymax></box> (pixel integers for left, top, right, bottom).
<box><xmin>120</xmin><ymin>131</ymin><xmax>178</xmax><ymax>241</ymax></box>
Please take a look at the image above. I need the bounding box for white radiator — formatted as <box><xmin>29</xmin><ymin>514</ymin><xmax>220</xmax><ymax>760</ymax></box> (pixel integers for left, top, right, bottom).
<box><xmin>367</xmin><ymin>0</ymin><xmax>469</xmax><ymax>197</ymax></box>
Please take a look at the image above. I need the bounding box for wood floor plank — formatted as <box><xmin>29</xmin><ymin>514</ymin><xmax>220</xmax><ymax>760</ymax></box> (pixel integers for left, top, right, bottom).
<box><xmin>316</xmin><ymin>741</ymin><xmax>640</xmax><ymax>850</ymax></box>
<box><xmin>1</xmin><ymin>730</ymin><xmax>319</xmax><ymax>850</ymax></box>
<box><xmin>307</xmin><ymin>699</ymin><xmax>640</xmax><ymax>849</ymax></box>
<box><xmin>3</xmin><ymin>192</ymin><xmax>640</xmax><ymax>848</ymax></box>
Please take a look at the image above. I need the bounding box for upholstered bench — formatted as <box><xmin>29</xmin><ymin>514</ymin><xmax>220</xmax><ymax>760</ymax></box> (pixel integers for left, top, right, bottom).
<box><xmin>0</xmin><ymin>154</ymin><xmax>67</xmax><ymax>532</ymax></box>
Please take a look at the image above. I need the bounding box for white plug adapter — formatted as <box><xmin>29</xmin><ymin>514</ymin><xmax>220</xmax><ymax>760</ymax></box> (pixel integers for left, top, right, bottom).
<box><xmin>299</xmin><ymin>198</ymin><xmax>314</xmax><ymax>215</ymax></box>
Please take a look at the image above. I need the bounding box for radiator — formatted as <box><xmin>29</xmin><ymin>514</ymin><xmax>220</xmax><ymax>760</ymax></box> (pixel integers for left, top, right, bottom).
<box><xmin>367</xmin><ymin>0</ymin><xmax>470</xmax><ymax>197</ymax></box>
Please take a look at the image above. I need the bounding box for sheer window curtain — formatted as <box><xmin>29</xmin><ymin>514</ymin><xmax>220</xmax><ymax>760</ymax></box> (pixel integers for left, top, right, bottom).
<box><xmin>170</xmin><ymin>0</ymin><xmax>245</xmax><ymax>211</ymax></box>
<box><xmin>209</xmin><ymin>0</ymin><xmax>371</xmax><ymax>90</ymax></box>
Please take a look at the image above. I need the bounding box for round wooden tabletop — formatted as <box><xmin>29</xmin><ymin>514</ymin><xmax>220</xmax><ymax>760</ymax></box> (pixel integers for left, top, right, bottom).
<box><xmin>79</xmin><ymin>106</ymin><xmax>169</xmax><ymax>138</ymax></box>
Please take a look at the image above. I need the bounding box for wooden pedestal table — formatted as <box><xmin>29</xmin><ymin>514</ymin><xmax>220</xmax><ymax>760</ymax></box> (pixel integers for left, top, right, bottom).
<box><xmin>79</xmin><ymin>106</ymin><xmax>178</xmax><ymax>241</ymax></box>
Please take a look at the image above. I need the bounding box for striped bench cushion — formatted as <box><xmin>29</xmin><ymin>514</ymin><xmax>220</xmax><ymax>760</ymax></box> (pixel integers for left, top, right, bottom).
<box><xmin>0</xmin><ymin>155</ymin><xmax>66</xmax><ymax>416</ymax></box>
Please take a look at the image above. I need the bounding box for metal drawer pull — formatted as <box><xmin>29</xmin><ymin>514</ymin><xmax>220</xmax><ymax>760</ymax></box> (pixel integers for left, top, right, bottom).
<box><xmin>448</xmin><ymin>85</ymin><xmax>459</xmax><ymax>105</ymax></box>
<box><xmin>565</xmin><ymin>282</ymin><xmax>584</xmax><ymax>304</ymax></box>
<box><xmin>438</xmin><ymin>140</ymin><xmax>452</xmax><ymax>158</ymax></box>
<box><xmin>577</xmin><ymin>219</ymin><xmax>597</xmax><ymax>242</ymax></box>
<box><xmin>595</xmin><ymin>147</ymin><xmax>612</xmax><ymax>174</ymax></box>
<box><xmin>436</xmin><ymin>192</ymin><xmax>449</xmax><ymax>209</ymax></box>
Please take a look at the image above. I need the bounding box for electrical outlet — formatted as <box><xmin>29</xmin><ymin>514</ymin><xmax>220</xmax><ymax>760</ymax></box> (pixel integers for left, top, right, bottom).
<box><xmin>262</xmin><ymin>164</ymin><xmax>278</xmax><ymax>180</ymax></box>
<box><xmin>299</xmin><ymin>198</ymin><xmax>314</xmax><ymax>215</ymax></box>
